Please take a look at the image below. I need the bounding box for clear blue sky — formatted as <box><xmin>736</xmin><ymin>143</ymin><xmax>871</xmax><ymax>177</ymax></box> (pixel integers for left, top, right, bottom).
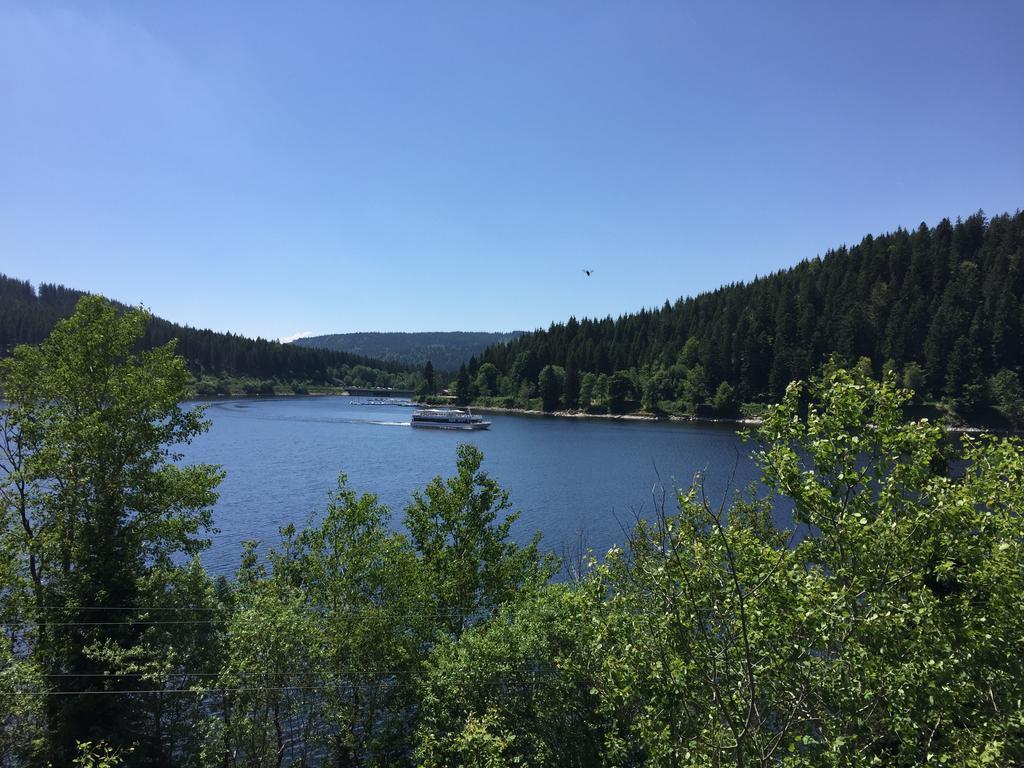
<box><xmin>2</xmin><ymin>1</ymin><xmax>1022</xmax><ymax>341</ymax></box>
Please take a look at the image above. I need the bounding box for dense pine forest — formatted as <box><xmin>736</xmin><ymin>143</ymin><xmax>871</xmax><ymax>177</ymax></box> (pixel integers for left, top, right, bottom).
<box><xmin>0</xmin><ymin>274</ymin><xmax>420</xmax><ymax>393</ymax></box>
<box><xmin>462</xmin><ymin>211</ymin><xmax>1024</xmax><ymax>424</ymax></box>
<box><xmin>294</xmin><ymin>331</ymin><xmax>522</xmax><ymax>370</ymax></box>
<box><xmin>2</xmin><ymin>297</ymin><xmax>1023</xmax><ymax>767</ymax></box>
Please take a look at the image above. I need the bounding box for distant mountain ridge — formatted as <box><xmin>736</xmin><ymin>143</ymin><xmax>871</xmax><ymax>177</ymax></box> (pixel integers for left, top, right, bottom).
<box><xmin>293</xmin><ymin>331</ymin><xmax>523</xmax><ymax>371</ymax></box>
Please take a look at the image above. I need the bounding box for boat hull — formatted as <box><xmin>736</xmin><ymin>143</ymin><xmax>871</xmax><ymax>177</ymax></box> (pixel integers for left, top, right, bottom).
<box><xmin>410</xmin><ymin>421</ymin><xmax>491</xmax><ymax>430</ymax></box>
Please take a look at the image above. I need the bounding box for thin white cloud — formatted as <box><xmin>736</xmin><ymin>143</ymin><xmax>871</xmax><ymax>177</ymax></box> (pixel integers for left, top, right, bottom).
<box><xmin>279</xmin><ymin>330</ymin><xmax>314</xmax><ymax>344</ymax></box>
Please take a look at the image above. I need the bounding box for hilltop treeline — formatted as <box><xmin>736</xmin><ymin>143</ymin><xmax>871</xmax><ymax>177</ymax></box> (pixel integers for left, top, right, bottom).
<box><xmin>294</xmin><ymin>330</ymin><xmax>523</xmax><ymax>370</ymax></box>
<box><xmin>0</xmin><ymin>274</ymin><xmax>419</xmax><ymax>390</ymax></box>
<box><xmin>468</xmin><ymin>211</ymin><xmax>1024</xmax><ymax>421</ymax></box>
<box><xmin>3</xmin><ymin>300</ymin><xmax>1024</xmax><ymax>766</ymax></box>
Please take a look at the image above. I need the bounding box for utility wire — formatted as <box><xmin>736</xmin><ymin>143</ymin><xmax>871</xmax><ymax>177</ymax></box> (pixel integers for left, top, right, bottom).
<box><xmin>6</xmin><ymin>605</ymin><xmax>475</xmax><ymax>615</ymax></box>
<box><xmin>34</xmin><ymin>667</ymin><xmax>555</xmax><ymax>679</ymax></box>
<box><xmin>36</xmin><ymin>671</ymin><xmax>429</xmax><ymax>678</ymax></box>
<box><xmin>19</xmin><ymin>605</ymin><xmax>227</xmax><ymax>612</ymax></box>
<box><xmin>1</xmin><ymin>606</ymin><xmax>477</xmax><ymax>616</ymax></box>
<box><xmin>3</xmin><ymin>619</ymin><xmax>224</xmax><ymax>627</ymax></box>
<box><xmin>7</xmin><ymin>676</ymin><xmax>562</xmax><ymax>697</ymax></box>
<box><xmin>0</xmin><ymin>609</ymin><xmax>486</xmax><ymax>628</ymax></box>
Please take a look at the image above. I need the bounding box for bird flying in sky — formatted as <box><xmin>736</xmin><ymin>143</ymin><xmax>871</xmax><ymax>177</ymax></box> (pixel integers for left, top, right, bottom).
<box><xmin>582</xmin><ymin>269</ymin><xmax>593</xmax><ymax>276</ymax></box>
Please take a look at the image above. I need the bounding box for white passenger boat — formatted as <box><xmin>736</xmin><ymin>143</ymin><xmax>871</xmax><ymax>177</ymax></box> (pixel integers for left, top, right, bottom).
<box><xmin>410</xmin><ymin>407</ymin><xmax>491</xmax><ymax>430</ymax></box>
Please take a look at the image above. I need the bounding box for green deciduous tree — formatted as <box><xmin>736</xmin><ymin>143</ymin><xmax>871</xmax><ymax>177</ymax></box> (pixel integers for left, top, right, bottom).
<box><xmin>0</xmin><ymin>296</ymin><xmax>223</xmax><ymax>764</ymax></box>
<box><xmin>751</xmin><ymin>369</ymin><xmax>1024</xmax><ymax>764</ymax></box>
<box><xmin>416</xmin><ymin>585</ymin><xmax>607</xmax><ymax>767</ymax></box>
<box><xmin>592</xmin><ymin>373</ymin><xmax>610</xmax><ymax>411</ymax></box>
<box><xmin>902</xmin><ymin>360</ymin><xmax>925</xmax><ymax>401</ymax></box>
<box><xmin>710</xmin><ymin>379</ymin><xmax>737</xmax><ymax>414</ymax></box>
<box><xmin>404</xmin><ymin>445</ymin><xmax>553</xmax><ymax>639</ymax></box>
<box><xmin>474</xmin><ymin>362</ymin><xmax>499</xmax><ymax>398</ymax></box>
<box><xmin>680</xmin><ymin>363</ymin><xmax>708</xmax><ymax>412</ymax></box>
<box><xmin>292</xmin><ymin>481</ymin><xmax>428</xmax><ymax>764</ymax></box>
<box><xmin>201</xmin><ymin>541</ymin><xmax>316</xmax><ymax>768</ymax></box>
<box><xmin>510</xmin><ymin>351</ymin><xmax>540</xmax><ymax>387</ymax></box>
<box><xmin>577</xmin><ymin>373</ymin><xmax>597</xmax><ymax>411</ymax></box>
<box><xmin>537</xmin><ymin>365</ymin><xmax>565</xmax><ymax>412</ymax></box>
<box><xmin>428</xmin><ymin>370</ymin><xmax>1024</xmax><ymax>766</ymax></box>
<box><xmin>641</xmin><ymin>367</ymin><xmax>671</xmax><ymax>413</ymax></box>
<box><xmin>207</xmin><ymin>478</ymin><xmax>428</xmax><ymax>767</ymax></box>
<box><xmin>0</xmin><ymin>526</ymin><xmax>44</xmax><ymax>764</ymax></box>
<box><xmin>988</xmin><ymin>368</ymin><xmax>1024</xmax><ymax>426</ymax></box>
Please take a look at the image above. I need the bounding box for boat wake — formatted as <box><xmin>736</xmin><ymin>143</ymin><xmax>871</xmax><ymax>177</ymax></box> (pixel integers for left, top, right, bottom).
<box><xmin>204</xmin><ymin>402</ymin><xmax>410</xmax><ymax>427</ymax></box>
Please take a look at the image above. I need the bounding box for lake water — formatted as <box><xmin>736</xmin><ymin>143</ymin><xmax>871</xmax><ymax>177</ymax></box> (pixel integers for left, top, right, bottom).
<box><xmin>179</xmin><ymin>397</ymin><xmax>765</xmax><ymax>574</ymax></box>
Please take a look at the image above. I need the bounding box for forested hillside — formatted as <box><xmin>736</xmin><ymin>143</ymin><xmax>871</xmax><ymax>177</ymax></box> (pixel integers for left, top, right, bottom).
<box><xmin>294</xmin><ymin>330</ymin><xmax>522</xmax><ymax>370</ymax></box>
<box><xmin>469</xmin><ymin>211</ymin><xmax>1024</xmax><ymax>422</ymax></box>
<box><xmin>0</xmin><ymin>275</ymin><xmax>420</xmax><ymax>392</ymax></box>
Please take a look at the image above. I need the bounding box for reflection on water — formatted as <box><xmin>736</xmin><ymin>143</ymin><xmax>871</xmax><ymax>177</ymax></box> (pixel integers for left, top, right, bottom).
<box><xmin>179</xmin><ymin>396</ymin><xmax>765</xmax><ymax>574</ymax></box>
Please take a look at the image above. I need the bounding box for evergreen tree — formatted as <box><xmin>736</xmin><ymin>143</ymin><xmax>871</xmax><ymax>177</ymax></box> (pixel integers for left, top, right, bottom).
<box><xmin>455</xmin><ymin>364</ymin><xmax>471</xmax><ymax>405</ymax></box>
<box><xmin>946</xmin><ymin>336</ymin><xmax>984</xmax><ymax>413</ymax></box>
<box><xmin>423</xmin><ymin>360</ymin><xmax>436</xmax><ymax>394</ymax></box>
<box><xmin>607</xmin><ymin>371</ymin><xmax>633</xmax><ymax>415</ymax></box>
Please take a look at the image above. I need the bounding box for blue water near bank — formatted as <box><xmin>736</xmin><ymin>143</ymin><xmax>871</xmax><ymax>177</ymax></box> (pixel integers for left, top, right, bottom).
<box><xmin>178</xmin><ymin>396</ymin><xmax>766</xmax><ymax>574</ymax></box>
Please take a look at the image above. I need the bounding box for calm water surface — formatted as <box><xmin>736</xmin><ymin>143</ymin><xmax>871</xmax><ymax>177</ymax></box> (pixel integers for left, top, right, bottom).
<box><xmin>179</xmin><ymin>397</ymin><xmax>765</xmax><ymax>574</ymax></box>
